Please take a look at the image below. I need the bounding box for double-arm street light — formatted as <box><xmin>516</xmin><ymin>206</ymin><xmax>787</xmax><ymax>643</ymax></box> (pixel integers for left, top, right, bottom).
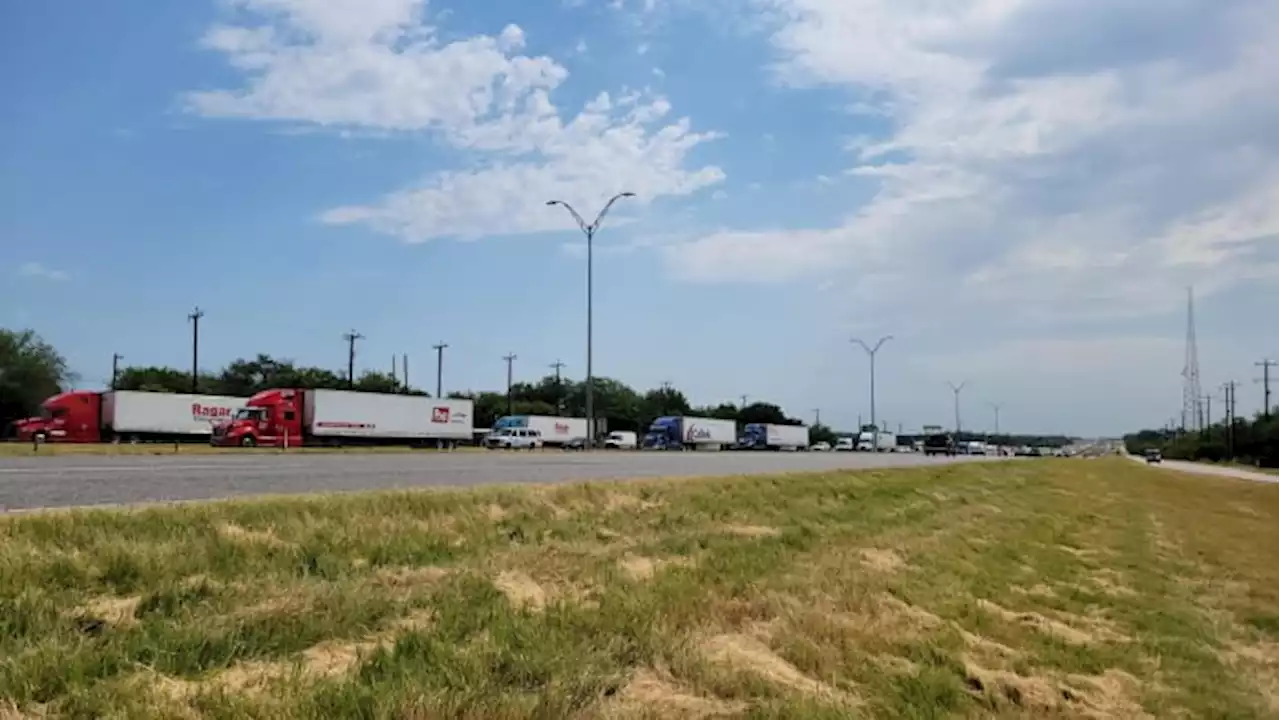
<box><xmin>546</xmin><ymin>192</ymin><xmax>636</xmax><ymax>448</ymax></box>
<box><xmin>852</xmin><ymin>335</ymin><xmax>893</xmax><ymax>433</ymax></box>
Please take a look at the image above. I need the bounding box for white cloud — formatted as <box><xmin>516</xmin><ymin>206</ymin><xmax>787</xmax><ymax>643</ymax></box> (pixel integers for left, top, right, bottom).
<box><xmin>186</xmin><ymin>0</ymin><xmax>723</xmax><ymax>242</ymax></box>
<box><xmin>18</xmin><ymin>262</ymin><xmax>69</xmax><ymax>282</ymax></box>
<box><xmin>668</xmin><ymin>0</ymin><xmax>1278</xmax><ymax>322</ymax></box>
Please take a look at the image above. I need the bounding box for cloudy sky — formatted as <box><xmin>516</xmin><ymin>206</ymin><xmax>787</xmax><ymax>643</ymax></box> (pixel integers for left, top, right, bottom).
<box><xmin>2</xmin><ymin>0</ymin><xmax>1276</xmax><ymax>436</ymax></box>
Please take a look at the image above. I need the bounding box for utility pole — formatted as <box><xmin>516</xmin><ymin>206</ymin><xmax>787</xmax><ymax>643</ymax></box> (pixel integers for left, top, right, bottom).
<box><xmin>111</xmin><ymin>353</ymin><xmax>123</xmax><ymax>390</ymax></box>
<box><xmin>740</xmin><ymin>394</ymin><xmax>749</xmax><ymax>409</ymax></box>
<box><xmin>948</xmin><ymin>381</ymin><xmax>966</xmax><ymax>438</ymax></box>
<box><xmin>550</xmin><ymin>360</ymin><xmax>566</xmax><ymax>415</ymax></box>
<box><xmin>1256</xmin><ymin>359</ymin><xmax>1277</xmax><ymax>420</ymax></box>
<box><xmin>391</xmin><ymin>355</ymin><xmax>398</xmax><ymax>389</ymax></box>
<box><xmin>1223</xmin><ymin>381</ymin><xmax>1238</xmax><ymax>456</ymax></box>
<box><xmin>812</xmin><ymin>408</ymin><xmax>821</xmax><ymax>427</ymax></box>
<box><xmin>1201</xmin><ymin>394</ymin><xmax>1212</xmax><ymax>438</ymax></box>
<box><xmin>852</xmin><ymin>336</ymin><xmax>893</xmax><ymax>434</ymax></box>
<box><xmin>988</xmin><ymin>402</ymin><xmax>1002</xmax><ymax>436</ymax></box>
<box><xmin>402</xmin><ymin>354</ymin><xmax>409</xmax><ymax>394</ymax></box>
<box><xmin>503</xmin><ymin>353</ymin><xmax>517</xmax><ymax>417</ymax></box>
<box><xmin>432</xmin><ymin>342</ymin><xmax>448</xmax><ymax>397</ymax></box>
<box><xmin>342</xmin><ymin>330</ymin><xmax>363</xmax><ymax>389</ymax></box>
<box><xmin>547</xmin><ymin>192</ymin><xmax>637</xmax><ymax>449</ymax></box>
<box><xmin>187</xmin><ymin>307</ymin><xmax>204</xmax><ymax>393</ymax></box>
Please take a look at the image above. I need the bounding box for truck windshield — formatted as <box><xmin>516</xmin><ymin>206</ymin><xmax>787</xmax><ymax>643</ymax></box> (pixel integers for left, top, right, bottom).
<box><xmin>233</xmin><ymin>409</ymin><xmax>265</xmax><ymax>421</ymax></box>
<box><xmin>40</xmin><ymin>407</ymin><xmax>67</xmax><ymax>419</ymax></box>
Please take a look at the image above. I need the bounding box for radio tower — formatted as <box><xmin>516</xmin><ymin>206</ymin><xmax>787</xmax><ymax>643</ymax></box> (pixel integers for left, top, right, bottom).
<box><xmin>1181</xmin><ymin>287</ymin><xmax>1203</xmax><ymax>432</ymax></box>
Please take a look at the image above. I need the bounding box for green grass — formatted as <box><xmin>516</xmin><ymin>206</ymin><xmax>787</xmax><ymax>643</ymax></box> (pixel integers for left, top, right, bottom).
<box><xmin>0</xmin><ymin>442</ymin><xmax>485</xmax><ymax>457</ymax></box>
<box><xmin>0</xmin><ymin>459</ymin><xmax>1275</xmax><ymax>718</ymax></box>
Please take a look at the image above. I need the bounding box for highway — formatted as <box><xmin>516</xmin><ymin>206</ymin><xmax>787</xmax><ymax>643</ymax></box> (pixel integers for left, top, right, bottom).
<box><xmin>0</xmin><ymin>451</ymin><xmax>998</xmax><ymax>512</ymax></box>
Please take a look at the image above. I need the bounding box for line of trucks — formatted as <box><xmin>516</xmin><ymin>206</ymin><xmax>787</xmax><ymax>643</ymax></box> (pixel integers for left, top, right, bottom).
<box><xmin>10</xmin><ymin>389</ymin><xmax>815</xmax><ymax>451</ymax></box>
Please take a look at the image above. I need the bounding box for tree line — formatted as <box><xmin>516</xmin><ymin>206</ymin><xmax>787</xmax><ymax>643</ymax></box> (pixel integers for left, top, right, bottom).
<box><xmin>1124</xmin><ymin>412</ymin><xmax>1278</xmax><ymax>468</ymax></box>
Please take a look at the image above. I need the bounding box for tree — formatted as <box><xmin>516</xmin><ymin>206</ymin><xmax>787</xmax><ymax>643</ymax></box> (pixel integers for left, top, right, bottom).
<box><xmin>0</xmin><ymin>329</ymin><xmax>76</xmax><ymax>432</ymax></box>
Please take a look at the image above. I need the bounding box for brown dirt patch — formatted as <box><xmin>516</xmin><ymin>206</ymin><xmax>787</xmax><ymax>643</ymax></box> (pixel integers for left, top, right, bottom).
<box><xmin>721</xmin><ymin>524</ymin><xmax>781</xmax><ymax>538</ymax></box>
<box><xmin>216</xmin><ymin>522</ymin><xmax>291</xmax><ymax>548</ymax></box>
<box><xmin>75</xmin><ymin>595</ymin><xmax>141</xmax><ymax>628</ymax></box>
<box><xmin>617</xmin><ymin>554</ymin><xmax>694</xmax><ymax>582</ymax></box>
<box><xmin>700</xmin><ymin>633</ymin><xmax>859</xmax><ymax>706</ymax></box>
<box><xmin>599</xmin><ymin>667</ymin><xmax>745</xmax><ymax>718</ymax></box>
<box><xmin>859</xmin><ymin>548</ymin><xmax>906</xmax><ymax>572</ymax></box>
<box><xmin>964</xmin><ymin>657</ymin><xmax>1151</xmax><ymax>718</ymax></box>
<box><xmin>493</xmin><ymin>570</ymin><xmax>547</xmax><ymax>611</ymax></box>
<box><xmin>977</xmin><ymin>599</ymin><xmax>1129</xmax><ymax>645</ymax></box>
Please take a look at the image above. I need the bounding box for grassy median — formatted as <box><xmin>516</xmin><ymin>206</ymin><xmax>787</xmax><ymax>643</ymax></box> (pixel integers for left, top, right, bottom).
<box><xmin>0</xmin><ymin>459</ymin><xmax>1275</xmax><ymax>718</ymax></box>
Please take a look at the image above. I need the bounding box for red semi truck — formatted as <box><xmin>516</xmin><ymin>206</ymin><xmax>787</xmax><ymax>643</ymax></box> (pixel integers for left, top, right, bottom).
<box><xmin>16</xmin><ymin>390</ymin><xmax>247</xmax><ymax>444</ymax></box>
<box><xmin>210</xmin><ymin>388</ymin><xmax>475</xmax><ymax>448</ymax></box>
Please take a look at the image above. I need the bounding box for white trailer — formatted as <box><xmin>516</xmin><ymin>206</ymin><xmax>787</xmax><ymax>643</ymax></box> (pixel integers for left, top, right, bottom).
<box><xmin>304</xmin><ymin>390</ymin><xmax>473</xmax><ymax>441</ymax></box>
<box><xmin>765</xmin><ymin>424</ymin><xmax>809</xmax><ymax>450</ymax></box>
<box><xmin>681</xmin><ymin>417</ymin><xmax>736</xmax><ymax>450</ymax></box>
<box><xmin>103</xmin><ymin>391</ymin><xmax>246</xmax><ymax>440</ymax></box>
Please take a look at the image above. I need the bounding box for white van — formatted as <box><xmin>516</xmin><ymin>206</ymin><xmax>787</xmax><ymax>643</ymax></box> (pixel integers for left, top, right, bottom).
<box><xmin>834</xmin><ymin>437</ymin><xmax>855</xmax><ymax>452</ymax></box>
<box><xmin>485</xmin><ymin>428</ymin><xmax>543</xmax><ymax>450</ymax></box>
<box><xmin>604</xmin><ymin>431</ymin><xmax>638</xmax><ymax>449</ymax></box>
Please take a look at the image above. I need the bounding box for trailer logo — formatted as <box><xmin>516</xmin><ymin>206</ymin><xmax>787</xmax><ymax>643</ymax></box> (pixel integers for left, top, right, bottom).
<box><xmin>686</xmin><ymin>425</ymin><xmax>713</xmax><ymax>441</ymax></box>
<box><xmin>191</xmin><ymin>404</ymin><xmax>235</xmax><ymax>419</ymax></box>
<box><xmin>432</xmin><ymin>407</ymin><xmax>451</xmax><ymax>423</ymax></box>
<box><xmin>555</xmin><ymin>422</ymin><xmax>570</xmax><ymax>434</ymax></box>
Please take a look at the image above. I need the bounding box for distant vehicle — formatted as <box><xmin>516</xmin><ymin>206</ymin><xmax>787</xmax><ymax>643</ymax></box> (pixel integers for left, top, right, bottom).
<box><xmin>810</xmin><ymin>441</ymin><xmax>832</xmax><ymax>452</ymax></box>
<box><xmin>834</xmin><ymin>437</ymin><xmax>855</xmax><ymax>452</ymax></box>
<box><xmin>212</xmin><ymin>389</ymin><xmax>473</xmax><ymax>448</ymax></box>
<box><xmin>486</xmin><ymin>427</ymin><xmax>543</xmax><ymax>450</ymax></box>
<box><xmin>603</xmin><ymin>431</ymin><xmax>638</xmax><ymax>449</ymax></box>
<box><xmin>966</xmin><ymin>441</ymin><xmax>986</xmax><ymax>455</ymax></box>
<box><xmin>642</xmin><ymin>416</ymin><xmax>735</xmax><ymax>450</ymax></box>
<box><xmin>21</xmin><ymin>390</ymin><xmax>247</xmax><ymax>444</ymax></box>
<box><xmin>1143</xmin><ymin>448</ymin><xmax>1162</xmax><ymax>464</ymax></box>
<box><xmin>561</xmin><ymin>436</ymin><xmax>588</xmax><ymax>451</ymax></box>
<box><xmin>923</xmin><ymin>433</ymin><xmax>955</xmax><ymax>456</ymax></box>
<box><xmin>856</xmin><ymin>431</ymin><xmax>897</xmax><ymax>452</ymax></box>
<box><xmin>491</xmin><ymin>415</ymin><xmax>586</xmax><ymax>447</ymax></box>
<box><xmin>738</xmin><ymin>423</ymin><xmax>809</xmax><ymax>451</ymax></box>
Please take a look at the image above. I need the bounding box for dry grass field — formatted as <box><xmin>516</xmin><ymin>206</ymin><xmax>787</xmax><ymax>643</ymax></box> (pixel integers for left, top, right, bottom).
<box><xmin>0</xmin><ymin>458</ymin><xmax>1275</xmax><ymax>718</ymax></box>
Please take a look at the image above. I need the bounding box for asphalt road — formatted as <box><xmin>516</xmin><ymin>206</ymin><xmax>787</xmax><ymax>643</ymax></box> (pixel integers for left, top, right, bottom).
<box><xmin>0</xmin><ymin>451</ymin><xmax>998</xmax><ymax>511</ymax></box>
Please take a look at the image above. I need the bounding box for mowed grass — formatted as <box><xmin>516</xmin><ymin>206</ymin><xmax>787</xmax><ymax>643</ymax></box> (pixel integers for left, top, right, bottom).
<box><xmin>0</xmin><ymin>459</ymin><xmax>1275</xmax><ymax>719</ymax></box>
<box><xmin>0</xmin><ymin>442</ymin><xmax>484</xmax><ymax>457</ymax></box>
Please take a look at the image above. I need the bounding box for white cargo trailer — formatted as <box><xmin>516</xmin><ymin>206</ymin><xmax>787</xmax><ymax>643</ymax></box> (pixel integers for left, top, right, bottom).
<box><xmin>765</xmin><ymin>424</ymin><xmax>809</xmax><ymax>450</ymax></box>
<box><xmin>683</xmin><ymin>417</ymin><xmax>736</xmax><ymax>449</ymax></box>
<box><xmin>304</xmin><ymin>390</ymin><xmax>473</xmax><ymax>441</ymax></box>
<box><xmin>104</xmin><ymin>391</ymin><xmax>246</xmax><ymax>440</ymax></box>
<box><xmin>491</xmin><ymin>415</ymin><xmax>588</xmax><ymax>446</ymax></box>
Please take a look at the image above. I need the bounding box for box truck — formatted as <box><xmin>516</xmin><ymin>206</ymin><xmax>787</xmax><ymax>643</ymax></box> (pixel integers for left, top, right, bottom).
<box><xmin>211</xmin><ymin>388</ymin><xmax>473</xmax><ymax>447</ymax></box>
<box><xmin>739</xmin><ymin>423</ymin><xmax>809</xmax><ymax>451</ymax></box>
<box><xmin>17</xmin><ymin>390</ymin><xmax>247</xmax><ymax>443</ymax></box>
<box><xmin>489</xmin><ymin>415</ymin><xmax>587</xmax><ymax>447</ymax></box>
<box><xmin>856</xmin><ymin>431</ymin><xmax>897</xmax><ymax>452</ymax></box>
<box><xmin>642</xmin><ymin>416</ymin><xmax>736</xmax><ymax>450</ymax></box>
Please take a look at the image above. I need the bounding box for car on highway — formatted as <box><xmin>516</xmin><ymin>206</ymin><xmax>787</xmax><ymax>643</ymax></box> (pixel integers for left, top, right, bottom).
<box><xmin>561</xmin><ymin>436</ymin><xmax>588</xmax><ymax>451</ymax></box>
<box><xmin>485</xmin><ymin>428</ymin><xmax>543</xmax><ymax>450</ymax></box>
<box><xmin>834</xmin><ymin>438</ymin><xmax>855</xmax><ymax>452</ymax></box>
<box><xmin>809</xmin><ymin>441</ymin><xmax>831</xmax><ymax>452</ymax></box>
<box><xmin>1143</xmin><ymin>448</ymin><xmax>1162</xmax><ymax>464</ymax></box>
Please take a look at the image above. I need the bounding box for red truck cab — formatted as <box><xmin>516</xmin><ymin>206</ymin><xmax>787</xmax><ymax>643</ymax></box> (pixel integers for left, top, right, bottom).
<box><xmin>212</xmin><ymin>388</ymin><xmax>303</xmax><ymax>447</ymax></box>
<box><xmin>17</xmin><ymin>390</ymin><xmax>103</xmax><ymax>443</ymax></box>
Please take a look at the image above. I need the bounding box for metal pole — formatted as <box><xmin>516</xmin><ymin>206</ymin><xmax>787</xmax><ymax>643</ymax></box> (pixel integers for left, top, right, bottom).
<box><xmin>550</xmin><ymin>360</ymin><xmax>566</xmax><ymax>416</ymax></box>
<box><xmin>948</xmin><ymin>381</ymin><xmax>966</xmax><ymax>437</ymax></box>
<box><xmin>111</xmin><ymin>353</ymin><xmax>123</xmax><ymax>391</ymax></box>
<box><xmin>503</xmin><ymin>353</ymin><xmax>517</xmax><ymax>417</ymax></box>
<box><xmin>187</xmin><ymin>307</ymin><xmax>203</xmax><ymax>393</ymax></box>
<box><xmin>433</xmin><ymin>342</ymin><xmax>447</xmax><ymax>397</ymax></box>
<box><xmin>586</xmin><ymin>226</ymin><xmax>594</xmax><ymax>446</ymax></box>
<box><xmin>343</xmin><ymin>330</ymin><xmax>363</xmax><ymax>390</ymax></box>
<box><xmin>853</xmin><ymin>336</ymin><xmax>893</xmax><ymax>433</ymax></box>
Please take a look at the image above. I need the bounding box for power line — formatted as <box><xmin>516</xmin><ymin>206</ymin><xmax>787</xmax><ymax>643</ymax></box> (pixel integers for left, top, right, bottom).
<box><xmin>503</xmin><ymin>353</ymin><xmax>517</xmax><ymax>417</ymax></box>
<box><xmin>342</xmin><ymin>330</ymin><xmax>364</xmax><ymax>389</ymax></box>
<box><xmin>187</xmin><ymin>307</ymin><xmax>204</xmax><ymax>394</ymax></box>
<box><xmin>1256</xmin><ymin>358</ymin><xmax>1277</xmax><ymax>420</ymax></box>
<box><xmin>432</xmin><ymin>342</ymin><xmax>448</xmax><ymax>398</ymax></box>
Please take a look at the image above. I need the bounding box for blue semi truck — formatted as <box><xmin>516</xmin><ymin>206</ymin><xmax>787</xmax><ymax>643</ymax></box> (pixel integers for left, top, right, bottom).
<box><xmin>642</xmin><ymin>416</ymin><xmax>736</xmax><ymax>450</ymax></box>
<box><xmin>738</xmin><ymin>423</ymin><xmax>809</xmax><ymax>451</ymax></box>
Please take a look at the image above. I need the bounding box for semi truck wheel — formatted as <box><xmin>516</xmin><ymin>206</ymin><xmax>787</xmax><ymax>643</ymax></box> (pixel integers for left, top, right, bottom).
<box><xmin>240</xmin><ymin>435</ymin><xmax>257</xmax><ymax>448</ymax></box>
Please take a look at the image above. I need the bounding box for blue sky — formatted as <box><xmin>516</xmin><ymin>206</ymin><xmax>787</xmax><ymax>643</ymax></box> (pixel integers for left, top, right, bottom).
<box><xmin>2</xmin><ymin>0</ymin><xmax>1276</xmax><ymax>436</ymax></box>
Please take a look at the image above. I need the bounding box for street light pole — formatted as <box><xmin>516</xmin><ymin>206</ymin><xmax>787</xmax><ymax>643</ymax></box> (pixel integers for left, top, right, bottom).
<box><xmin>546</xmin><ymin>192</ymin><xmax>636</xmax><ymax>448</ymax></box>
<box><xmin>852</xmin><ymin>336</ymin><xmax>893</xmax><ymax>432</ymax></box>
<box><xmin>432</xmin><ymin>342</ymin><xmax>448</xmax><ymax>398</ymax></box>
<box><xmin>948</xmin><ymin>381</ymin><xmax>966</xmax><ymax>437</ymax></box>
<box><xmin>988</xmin><ymin>402</ymin><xmax>1002</xmax><ymax>440</ymax></box>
